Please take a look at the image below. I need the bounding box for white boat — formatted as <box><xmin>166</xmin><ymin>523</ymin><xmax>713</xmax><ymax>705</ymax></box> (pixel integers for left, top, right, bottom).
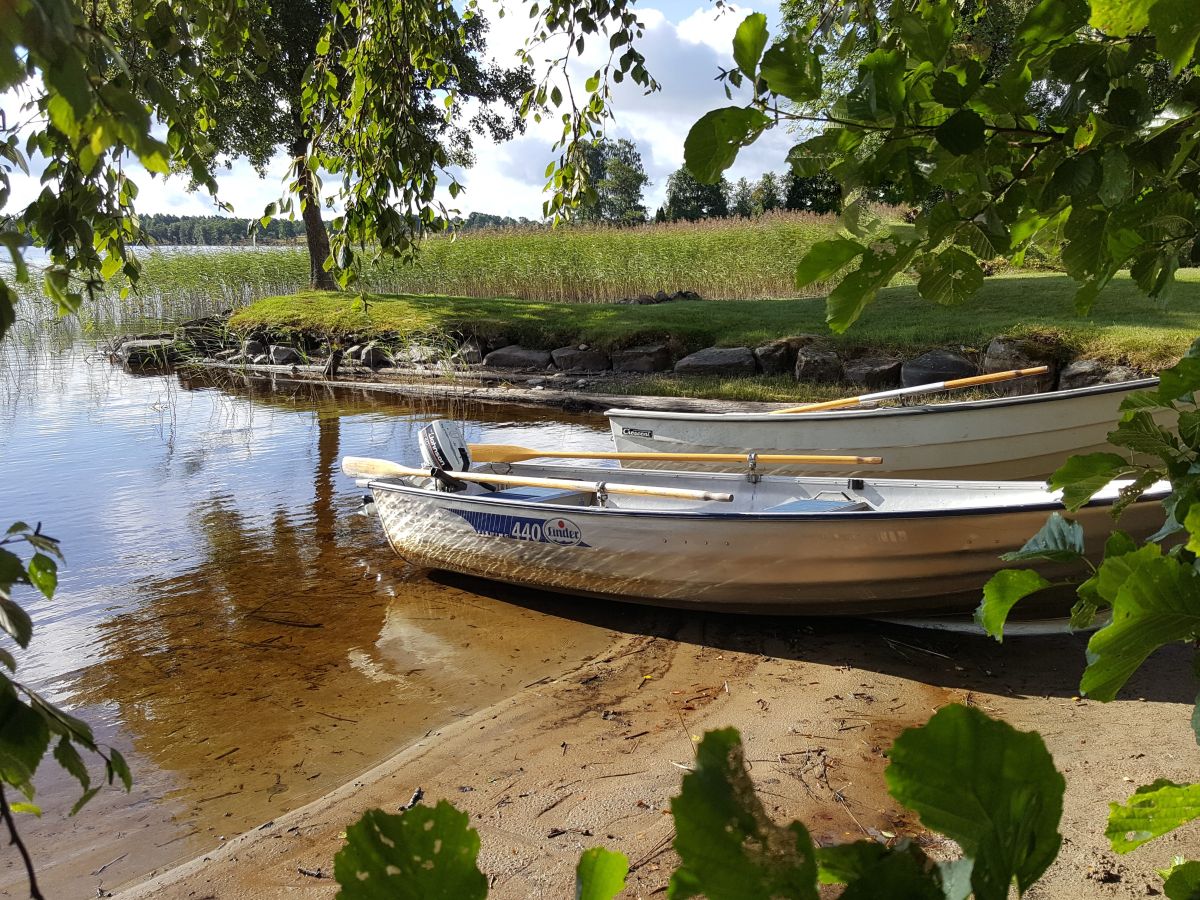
<box><xmin>606</xmin><ymin>379</ymin><xmax>1164</xmax><ymax>480</ymax></box>
<box><xmin>350</xmin><ymin>458</ymin><xmax>1166</xmax><ymax>616</ymax></box>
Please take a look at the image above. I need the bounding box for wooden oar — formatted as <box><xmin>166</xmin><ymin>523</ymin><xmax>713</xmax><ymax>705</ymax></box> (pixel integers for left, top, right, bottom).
<box><xmin>341</xmin><ymin>457</ymin><xmax>736</xmax><ymax>502</ymax></box>
<box><xmin>466</xmin><ymin>444</ymin><xmax>883</xmax><ymax>466</ymax></box>
<box><xmin>768</xmin><ymin>365</ymin><xmax>1050</xmax><ymax>415</ymax></box>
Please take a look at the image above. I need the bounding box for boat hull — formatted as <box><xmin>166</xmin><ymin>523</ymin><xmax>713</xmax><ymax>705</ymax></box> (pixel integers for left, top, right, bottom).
<box><xmin>607</xmin><ymin>379</ymin><xmax>1165</xmax><ymax>479</ymax></box>
<box><xmin>366</xmin><ymin>471</ymin><xmax>1165</xmax><ymax>615</ymax></box>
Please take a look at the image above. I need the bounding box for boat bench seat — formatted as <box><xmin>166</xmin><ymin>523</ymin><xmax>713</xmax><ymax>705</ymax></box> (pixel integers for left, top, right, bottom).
<box><xmin>486</xmin><ymin>486</ymin><xmax>591</xmax><ymax>505</ymax></box>
<box><xmin>764</xmin><ymin>497</ymin><xmax>870</xmax><ymax>513</ymax></box>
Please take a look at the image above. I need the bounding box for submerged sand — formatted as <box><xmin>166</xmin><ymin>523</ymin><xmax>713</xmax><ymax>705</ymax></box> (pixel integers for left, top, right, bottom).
<box><xmin>113</xmin><ymin>605</ymin><xmax>1197</xmax><ymax>900</ymax></box>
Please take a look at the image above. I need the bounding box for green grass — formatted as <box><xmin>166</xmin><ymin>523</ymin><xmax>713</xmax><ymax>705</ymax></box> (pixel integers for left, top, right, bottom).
<box><xmin>231</xmin><ymin>269</ymin><xmax>1200</xmax><ymax>371</ymax></box>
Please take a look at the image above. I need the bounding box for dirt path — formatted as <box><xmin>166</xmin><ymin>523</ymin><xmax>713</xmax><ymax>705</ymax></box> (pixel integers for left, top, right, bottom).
<box><xmin>115</xmin><ymin>605</ymin><xmax>1198</xmax><ymax>899</ymax></box>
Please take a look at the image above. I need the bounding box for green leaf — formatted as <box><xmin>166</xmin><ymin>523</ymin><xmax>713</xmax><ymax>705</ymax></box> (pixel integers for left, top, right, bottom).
<box><xmin>1160</xmin><ymin>357</ymin><xmax>1200</xmax><ymax>402</ymax></box>
<box><xmin>0</xmin><ymin>685</ymin><xmax>50</xmax><ymax>794</ymax></box>
<box><xmin>10</xmin><ymin>801</ymin><xmax>40</xmax><ymax>816</ymax></box>
<box><xmin>576</xmin><ymin>847</ymin><xmax>628</xmax><ymax>900</ymax></box>
<box><xmin>1082</xmin><ymin>553</ymin><xmax>1200</xmax><ymax>701</ymax></box>
<box><xmin>0</xmin><ymin>596</ymin><xmax>33</xmax><ymax>648</ymax></box>
<box><xmin>1107</xmin><ymin>780</ymin><xmax>1200</xmax><ymax>852</ymax></box>
<box><xmin>1016</xmin><ymin>0</ymin><xmax>1089</xmax><ymax>50</ymax></box>
<box><xmin>1193</xmin><ymin>690</ymin><xmax>1200</xmax><ymax>747</ymax></box>
<box><xmin>1049</xmin><ymin>452</ymin><xmax>1138</xmax><ymax>512</ymax></box>
<box><xmin>826</xmin><ymin>241</ymin><xmax>919</xmax><ymax>333</ymax></box>
<box><xmin>1149</xmin><ymin>0</ymin><xmax>1200</xmax><ymax>75</ymax></box>
<box><xmin>885</xmin><ymin>705</ymin><xmax>1064</xmax><ymax>900</ymax></box>
<box><xmin>794</xmin><ymin>239</ymin><xmax>865</xmax><ymax>289</ymax></box>
<box><xmin>976</xmin><ymin>569</ymin><xmax>1054</xmax><ymax>640</ymax></box>
<box><xmin>1109</xmin><ymin>411</ymin><xmax>1183</xmax><ymax>465</ymax></box>
<box><xmin>897</xmin><ymin>0</ymin><xmax>954</xmax><ymax>64</ymax></box>
<box><xmin>53</xmin><ymin>737</ymin><xmax>90</xmax><ymax>794</ymax></box>
<box><xmin>760</xmin><ymin>36</ymin><xmax>822</xmax><ymax>103</ymax></box>
<box><xmin>1089</xmin><ymin>0</ymin><xmax>1154</xmax><ymax>36</ymax></box>
<box><xmin>916</xmin><ymin>247</ymin><xmax>984</xmax><ymax>305</ymax></box>
<box><xmin>669</xmin><ymin>727</ymin><xmax>818</xmax><ymax>900</ymax></box>
<box><xmin>935</xmin><ymin>109</ymin><xmax>986</xmax><ymax>156</ymax></box>
<box><xmin>817</xmin><ymin>842</ymin><xmax>888</xmax><ymax>884</ymax></box>
<box><xmin>1001</xmin><ymin>513</ymin><xmax>1086</xmax><ymax>563</ymax></box>
<box><xmin>683</xmin><ymin>107</ymin><xmax>770</xmax><ymax>184</ymax></box>
<box><xmin>0</xmin><ymin>548</ymin><xmax>26</xmax><ymax>588</ymax></box>
<box><xmin>70</xmin><ymin>786</ymin><xmax>102</xmax><ymax>816</ymax></box>
<box><xmin>732</xmin><ymin>13</ymin><xmax>769</xmax><ymax>79</ymax></box>
<box><xmin>27</xmin><ymin>553</ymin><xmax>57</xmax><ymax>600</ymax></box>
<box><xmin>819</xmin><ymin>841</ymin><xmax>953</xmax><ymax>899</ymax></box>
<box><xmin>1163</xmin><ymin>860</ymin><xmax>1200</xmax><ymax>899</ymax></box>
<box><xmin>1099</xmin><ymin>148</ymin><xmax>1131</xmax><ymax>208</ymax></box>
<box><xmin>107</xmin><ymin>747</ymin><xmax>132</xmax><ymax>791</ymax></box>
<box><xmin>334</xmin><ymin>802</ymin><xmax>488</xmax><ymax>900</ymax></box>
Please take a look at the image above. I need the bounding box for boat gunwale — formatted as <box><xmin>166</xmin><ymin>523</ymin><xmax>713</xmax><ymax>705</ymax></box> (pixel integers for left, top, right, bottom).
<box><xmin>363</xmin><ymin>474</ymin><xmax>1168</xmax><ymax>522</ymax></box>
<box><xmin>603</xmin><ymin>377</ymin><xmax>1161</xmax><ymax>422</ymax></box>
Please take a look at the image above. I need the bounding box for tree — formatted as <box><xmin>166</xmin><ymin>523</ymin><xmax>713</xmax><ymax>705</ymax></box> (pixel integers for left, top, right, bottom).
<box><xmin>194</xmin><ymin>0</ymin><xmax>531</xmax><ymax>289</ymax></box>
<box><xmin>662</xmin><ymin>167</ymin><xmax>729</xmax><ymax>221</ymax></box>
<box><xmin>578</xmin><ymin>138</ymin><xmax>650</xmax><ymax>224</ymax></box>
<box><xmin>730</xmin><ymin>177</ymin><xmax>755</xmax><ymax>217</ymax></box>
<box><xmin>784</xmin><ymin>171</ymin><xmax>842</xmax><ymax>213</ymax></box>
<box><xmin>751</xmin><ymin>171</ymin><xmax>783</xmax><ymax>214</ymax></box>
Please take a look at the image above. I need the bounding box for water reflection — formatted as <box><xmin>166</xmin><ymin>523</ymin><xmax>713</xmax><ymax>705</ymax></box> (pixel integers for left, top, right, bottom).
<box><xmin>0</xmin><ymin>349</ymin><xmax>619</xmax><ymax>896</ymax></box>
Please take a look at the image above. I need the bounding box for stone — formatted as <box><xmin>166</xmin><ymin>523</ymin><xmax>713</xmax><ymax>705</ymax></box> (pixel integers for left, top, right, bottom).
<box><xmin>1058</xmin><ymin>359</ymin><xmax>1141</xmax><ymax>390</ymax></box>
<box><xmin>482</xmin><ymin>344</ymin><xmax>554</xmax><ymax>369</ymax></box>
<box><xmin>397</xmin><ymin>343</ymin><xmax>442</xmax><ymax>366</ymax></box>
<box><xmin>551</xmin><ymin>345</ymin><xmax>611</xmax><ymax>373</ymax></box>
<box><xmin>844</xmin><ymin>356</ymin><xmax>903</xmax><ymax>389</ymax></box>
<box><xmin>635</xmin><ymin>294</ymin><xmax>655</xmax><ymax>305</ymax></box>
<box><xmin>901</xmin><ymin>349</ymin><xmax>978</xmax><ymax>387</ymax></box>
<box><xmin>754</xmin><ymin>339</ymin><xmax>802</xmax><ymax>376</ymax></box>
<box><xmin>242</xmin><ymin>338</ymin><xmax>265</xmax><ymax>357</ymax></box>
<box><xmin>793</xmin><ymin>346</ymin><xmax>843</xmax><ymax>384</ymax></box>
<box><xmin>453</xmin><ymin>337</ymin><xmax>484</xmax><ymax>365</ymax></box>
<box><xmin>118</xmin><ymin>339</ymin><xmax>181</xmax><ymax>370</ymax></box>
<box><xmin>360</xmin><ymin>342</ymin><xmax>394</xmax><ymax>368</ymax></box>
<box><xmin>175</xmin><ymin>316</ymin><xmax>228</xmax><ymax>353</ymax></box>
<box><xmin>612</xmin><ymin>344</ymin><xmax>672</xmax><ymax>373</ymax></box>
<box><xmin>269</xmin><ymin>345</ymin><xmax>303</xmax><ymax>365</ymax></box>
<box><xmin>983</xmin><ymin>337</ymin><xmax>1058</xmax><ymax>395</ymax></box>
<box><xmin>674</xmin><ymin>346</ymin><xmax>757</xmax><ymax>377</ymax></box>
<box><xmin>654</xmin><ymin>290</ymin><xmax>670</xmax><ymax>303</ymax></box>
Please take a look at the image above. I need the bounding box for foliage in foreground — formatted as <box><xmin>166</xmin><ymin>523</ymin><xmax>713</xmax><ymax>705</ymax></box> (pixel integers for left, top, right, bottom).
<box><xmin>979</xmin><ymin>341</ymin><xmax>1200</xmax><ymax>883</ymax></box>
<box><xmin>333</xmin><ymin>704</ymin><xmax>1188</xmax><ymax>900</ymax></box>
<box><xmin>684</xmin><ymin>0</ymin><xmax>1200</xmax><ymax>333</ymax></box>
<box><xmin>0</xmin><ymin>525</ymin><xmax>131</xmax><ymax>898</ymax></box>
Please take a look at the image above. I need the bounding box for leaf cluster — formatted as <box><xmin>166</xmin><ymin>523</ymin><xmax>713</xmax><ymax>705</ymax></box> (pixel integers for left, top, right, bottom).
<box><xmin>683</xmin><ymin>0</ymin><xmax>1200</xmax><ymax>332</ymax></box>
<box><xmin>335</xmin><ymin>708</ymin><xmax>1066</xmax><ymax>900</ymax></box>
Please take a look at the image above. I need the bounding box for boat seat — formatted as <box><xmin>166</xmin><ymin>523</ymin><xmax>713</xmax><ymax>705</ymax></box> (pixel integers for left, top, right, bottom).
<box><xmin>763</xmin><ymin>497</ymin><xmax>870</xmax><ymax>513</ymax></box>
<box><xmin>485</xmin><ymin>486</ymin><xmax>590</xmax><ymax>505</ymax></box>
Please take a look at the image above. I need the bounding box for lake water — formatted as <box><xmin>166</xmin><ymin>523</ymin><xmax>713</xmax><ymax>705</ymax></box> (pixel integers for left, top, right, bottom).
<box><xmin>0</xmin><ymin>346</ymin><xmax>630</xmax><ymax>896</ymax></box>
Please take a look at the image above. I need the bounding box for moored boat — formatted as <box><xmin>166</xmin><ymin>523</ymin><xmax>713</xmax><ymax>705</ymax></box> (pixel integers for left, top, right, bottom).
<box><xmin>606</xmin><ymin>378</ymin><xmax>1166</xmax><ymax>480</ymax></box>
<box><xmin>346</xmin><ymin>453</ymin><xmax>1167</xmax><ymax>616</ymax></box>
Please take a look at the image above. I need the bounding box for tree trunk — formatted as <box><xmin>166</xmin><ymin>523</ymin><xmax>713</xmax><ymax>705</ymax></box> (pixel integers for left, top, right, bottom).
<box><xmin>292</xmin><ymin>136</ymin><xmax>338</xmax><ymax>291</ymax></box>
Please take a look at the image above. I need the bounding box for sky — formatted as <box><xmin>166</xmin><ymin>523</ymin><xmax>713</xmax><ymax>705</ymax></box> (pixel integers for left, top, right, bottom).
<box><xmin>3</xmin><ymin>0</ymin><xmax>800</xmax><ymax>222</ymax></box>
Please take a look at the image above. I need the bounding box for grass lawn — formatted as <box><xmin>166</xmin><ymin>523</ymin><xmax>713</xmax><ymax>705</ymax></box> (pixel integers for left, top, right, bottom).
<box><xmin>232</xmin><ymin>269</ymin><xmax>1200</xmax><ymax>371</ymax></box>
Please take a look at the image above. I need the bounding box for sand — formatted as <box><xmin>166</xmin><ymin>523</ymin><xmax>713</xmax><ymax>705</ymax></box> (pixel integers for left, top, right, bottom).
<box><xmin>111</xmin><ymin>613</ymin><xmax>1198</xmax><ymax>899</ymax></box>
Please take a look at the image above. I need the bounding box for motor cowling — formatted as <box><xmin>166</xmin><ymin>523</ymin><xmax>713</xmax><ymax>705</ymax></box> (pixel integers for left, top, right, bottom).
<box><xmin>418</xmin><ymin>420</ymin><xmax>471</xmax><ymax>472</ymax></box>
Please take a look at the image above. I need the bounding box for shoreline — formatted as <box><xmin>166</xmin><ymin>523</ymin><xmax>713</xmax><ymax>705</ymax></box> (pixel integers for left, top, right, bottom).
<box><xmin>114</xmin><ymin>609</ymin><xmax>1199</xmax><ymax>899</ymax></box>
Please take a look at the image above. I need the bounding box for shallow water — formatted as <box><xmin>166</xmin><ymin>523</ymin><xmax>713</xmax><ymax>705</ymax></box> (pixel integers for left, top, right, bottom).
<box><xmin>0</xmin><ymin>347</ymin><xmax>624</xmax><ymax>897</ymax></box>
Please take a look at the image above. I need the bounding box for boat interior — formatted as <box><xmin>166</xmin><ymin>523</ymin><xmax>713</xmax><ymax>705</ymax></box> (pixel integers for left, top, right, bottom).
<box><xmin>380</xmin><ymin>462</ymin><xmax>1164</xmax><ymax>516</ymax></box>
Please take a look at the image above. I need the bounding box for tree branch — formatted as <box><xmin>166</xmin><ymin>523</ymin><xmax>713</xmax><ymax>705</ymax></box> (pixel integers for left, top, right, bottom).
<box><xmin>0</xmin><ymin>783</ymin><xmax>44</xmax><ymax>900</ymax></box>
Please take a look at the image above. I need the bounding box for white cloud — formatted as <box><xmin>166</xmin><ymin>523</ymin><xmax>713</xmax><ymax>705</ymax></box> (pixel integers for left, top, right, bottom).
<box><xmin>3</xmin><ymin>2</ymin><xmax>793</xmax><ymax>223</ymax></box>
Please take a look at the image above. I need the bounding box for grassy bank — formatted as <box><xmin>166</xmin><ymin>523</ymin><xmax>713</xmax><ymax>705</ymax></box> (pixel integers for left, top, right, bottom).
<box><xmin>95</xmin><ymin>212</ymin><xmax>849</xmax><ymax>311</ymax></box>
<box><xmin>231</xmin><ymin>270</ymin><xmax>1200</xmax><ymax>370</ymax></box>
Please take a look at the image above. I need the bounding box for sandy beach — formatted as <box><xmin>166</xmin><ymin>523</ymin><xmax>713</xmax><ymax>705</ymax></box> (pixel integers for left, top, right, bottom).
<box><xmin>112</xmin><ymin>595</ymin><xmax>1198</xmax><ymax>900</ymax></box>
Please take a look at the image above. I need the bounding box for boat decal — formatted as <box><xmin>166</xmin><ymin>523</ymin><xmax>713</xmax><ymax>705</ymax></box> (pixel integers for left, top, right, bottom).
<box><xmin>621</xmin><ymin>426</ymin><xmax>654</xmax><ymax>438</ymax></box>
<box><xmin>449</xmin><ymin>509</ymin><xmax>588</xmax><ymax>547</ymax></box>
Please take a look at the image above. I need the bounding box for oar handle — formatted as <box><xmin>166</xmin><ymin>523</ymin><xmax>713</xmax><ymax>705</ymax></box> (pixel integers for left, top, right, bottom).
<box><xmin>769</xmin><ymin>365</ymin><xmax>1049</xmax><ymax>415</ymax></box>
<box><xmin>340</xmin><ymin>457</ymin><xmax>735</xmax><ymax>502</ymax></box>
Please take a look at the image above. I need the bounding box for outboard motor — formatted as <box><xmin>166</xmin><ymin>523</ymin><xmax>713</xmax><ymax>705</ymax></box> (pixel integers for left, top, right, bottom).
<box><xmin>418</xmin><ymin>421</ymin><xmax>473</xmax><ymax>492</ymax></box>
<box><xmin>419</xmin><ymin>420</ymin><xmax>471</xmax><ymax>470</ymax></box>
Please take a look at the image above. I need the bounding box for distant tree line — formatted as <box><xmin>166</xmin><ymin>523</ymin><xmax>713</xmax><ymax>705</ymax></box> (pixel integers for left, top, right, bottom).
<box><xmin>140</xmin><ymin>214</ymin><xmax>307</xmax><ymax>246</ymax></box>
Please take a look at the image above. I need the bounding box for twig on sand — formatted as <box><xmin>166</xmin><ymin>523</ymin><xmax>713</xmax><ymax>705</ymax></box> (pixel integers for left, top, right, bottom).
<box><xmin>399</xmin><ymin>787</ymin><xmax>424</xmax><ymax>812</ymax></box>
<box><xmin>536</xmin><ymin>791</ymin><xmax>573</xmax><ymax>818</ymax></box>
<box><xmin>90</xmin><ymin>853</ymin><xmax>127</xmax><ymax>876</ymax></box>
<box><xmin>297</xmin><ymin>867</ymin><xmax>325</xmax><ymax>879</ymax></box>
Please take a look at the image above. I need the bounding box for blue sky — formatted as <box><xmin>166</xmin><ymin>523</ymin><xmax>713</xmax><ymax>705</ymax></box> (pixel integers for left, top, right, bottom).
<box><xmin>5</xmin><ymin>1</ymin><xmax>801</xmax><ymax>222</ymax></box>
